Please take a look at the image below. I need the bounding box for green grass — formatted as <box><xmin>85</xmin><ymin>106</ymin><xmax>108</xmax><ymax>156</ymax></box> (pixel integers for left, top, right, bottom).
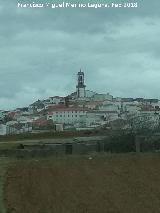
<box><xmin>0</xmin><ymin>143</ymin><xmax>18</xmax><ymax>150</ymax></box>
<box><xmin>0</xmin><ymin>131</ymin><xmax>85</xmax><ymax>142</ymax></box>
<box><xmin>0</xmin><ymin>129</ymin><xmax>109</xmax><ymax>143</ymax></box>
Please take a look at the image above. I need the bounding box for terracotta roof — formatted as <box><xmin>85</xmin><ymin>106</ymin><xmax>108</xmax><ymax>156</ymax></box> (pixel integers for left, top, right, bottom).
<box><xmin>47</xmin><ymin>104</ymin><xmax>66</xmax><ymax>111</ymax></box>
<box><xmin>88</xmin><ymin>110</ymin><xmax>118</xmax><ymax>113</ymax></box>
<box><xmin>48</xmin><ymin>107</ymin><xmax>88</xmax><ymax>112</ymax></box>
<box><xmin>32</xmin><ymin>116</ymin><xmax>48</xmax><ymax>125</ymax></box>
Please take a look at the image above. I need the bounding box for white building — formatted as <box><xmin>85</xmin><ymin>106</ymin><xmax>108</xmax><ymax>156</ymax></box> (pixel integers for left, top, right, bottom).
<box><xmin>14</xmin><ymin>115</ymin><xmax>33</xmax><ymax>123</ymax></box>
<box><xmin>48</xmin><ymin>96</ymin><xmax>65</xmax><ymax>105</ymax></box>
<box><xmin>98</xmin><ymin>103</ymin><xmax>119</xmax><ymax>112</ymax></box>
<box><xmin>85</xmin><ymin>101</ymin><xmax>104</xmax><ymax>110</ymax></box>
<box><xmin>47</xmin><ymin>107</ymin><xmax>88</xmax><ymax>125</ymax></box>
<box><xmin>92</xmin><ymin>93</ymin><xmax>113</xmax><ymax>101</ymax></box>
<box><xmin>82</xmin><ymin>110</ymin><xmax>119</xmax><ymax>127</ymax></box>
<box><xmin>124</xmin><ymin>104</ymin><xmax>141</xmax><ymax>113</ymax></box>
<box><xmin>0</xmin><ymin>124</ymin><xmax>7</xmax><ymax>135</ymax></box>
<box><xmin>0</xmin><ymin>121</ymin><xmax>32</xmax><ymax>135</ymax></box>
<box><xmin>85</xmin><ymin>90</ymin><xmax>96</xmax><ymax>98</ymax></box>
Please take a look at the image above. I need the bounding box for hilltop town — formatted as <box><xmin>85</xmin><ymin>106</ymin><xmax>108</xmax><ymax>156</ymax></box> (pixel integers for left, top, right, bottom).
<box><xmin>0</xmin><ymin>70</ymin><xmax>160</xmax><ymax>135</ymax></box>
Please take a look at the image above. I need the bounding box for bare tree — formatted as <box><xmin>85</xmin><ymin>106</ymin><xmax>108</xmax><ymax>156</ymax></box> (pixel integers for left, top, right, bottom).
<box><xmin>125</xmin><ymin>112</ymin><xmax>159</xmax><ymax>134</ymax></box>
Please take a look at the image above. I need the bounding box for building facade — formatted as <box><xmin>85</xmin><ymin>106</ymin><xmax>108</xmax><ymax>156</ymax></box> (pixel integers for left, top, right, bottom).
<box><xmin>47</xmin><ymin>107</ymin><xmax>87</xmax><ymax>125</ymax></box>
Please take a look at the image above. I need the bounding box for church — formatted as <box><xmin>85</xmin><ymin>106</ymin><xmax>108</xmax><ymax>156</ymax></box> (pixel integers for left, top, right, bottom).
<box><xmin>71</xmin><ymin>69</ymin><xmax>113</xmax><ymax>102</ymax></box>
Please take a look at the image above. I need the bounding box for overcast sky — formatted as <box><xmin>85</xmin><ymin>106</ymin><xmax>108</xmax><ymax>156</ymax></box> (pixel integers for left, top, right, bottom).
<box><xmin>0</xmin><ymin>0</ymin><xmax>160</xmax><ymax>110</ymax></box>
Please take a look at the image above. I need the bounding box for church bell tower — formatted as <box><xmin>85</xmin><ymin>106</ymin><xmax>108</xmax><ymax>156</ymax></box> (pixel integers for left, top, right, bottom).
<box><xmin>76</xmin><ymin>69</ymin><xmax>86</xmax><ymax>99</ymax></box>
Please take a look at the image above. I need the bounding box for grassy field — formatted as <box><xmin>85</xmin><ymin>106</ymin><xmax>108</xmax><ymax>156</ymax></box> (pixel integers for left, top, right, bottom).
<box><xmin>4</xmin><ymin>153</ymin><xmax>160</xmax><ymax>213</ymax></box>
<box><xmin>0</xmin><ymin>157</ymin><xmax>12</xmax><ymax>213</ymax></box>
<box><xmin>0</xmin><ymin>130</ymin><xmax>105</xmax><ymax>143</ymax></box>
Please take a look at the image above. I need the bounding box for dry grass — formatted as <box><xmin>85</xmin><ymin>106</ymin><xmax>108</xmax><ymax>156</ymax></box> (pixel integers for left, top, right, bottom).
<box><xmin>4</xmin><ymin>153</ymin><xmax>160</xmax><ymax>213</ymax></box>
<box><xmin>0</xmin><ymin>157</ymin><xmax>11</xmax><ymax>213</ymax></box>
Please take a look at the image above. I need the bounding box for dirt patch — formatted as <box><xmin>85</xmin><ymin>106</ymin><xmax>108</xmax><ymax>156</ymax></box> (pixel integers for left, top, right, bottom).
<box><xmin>0</xmin><ymin>157</ymin><xmax>11</xmax><ymax>213</ymax></box>
<box><xmin>4</xmin><ymin>153</ymin><xmax>160</xmax><ymax>213</ymax></box>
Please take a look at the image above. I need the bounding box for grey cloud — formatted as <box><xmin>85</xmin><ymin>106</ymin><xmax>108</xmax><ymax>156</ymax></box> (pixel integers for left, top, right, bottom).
<box><xmin>0</xmin><ymin>0</ymin><xmax>160</xmax><ymax>109</ymax></box>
